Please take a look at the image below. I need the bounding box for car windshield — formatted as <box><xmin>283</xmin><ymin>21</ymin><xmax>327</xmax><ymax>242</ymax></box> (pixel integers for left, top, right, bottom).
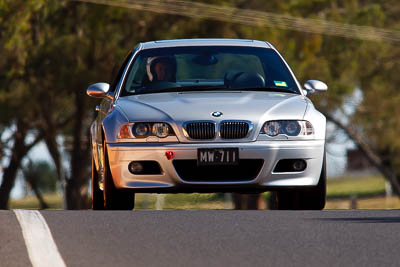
<box><xmin>121</xmin><ymin>46</ymin><xmax>300</xmax><ymax>96</ymax></box>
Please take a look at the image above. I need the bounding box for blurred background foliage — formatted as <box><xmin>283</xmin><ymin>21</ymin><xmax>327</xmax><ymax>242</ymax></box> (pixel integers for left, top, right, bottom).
<box><xmin>0</xmin><ymin>0</ymin><xmax>399</xmax><ymax>209</ymax></box>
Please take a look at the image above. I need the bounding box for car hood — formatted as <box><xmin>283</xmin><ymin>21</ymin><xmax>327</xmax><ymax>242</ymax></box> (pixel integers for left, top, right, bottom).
<box><xmin>117</xmin><ymin>91</ymin><xmax>308</xmax><ymax>126</ymax></box>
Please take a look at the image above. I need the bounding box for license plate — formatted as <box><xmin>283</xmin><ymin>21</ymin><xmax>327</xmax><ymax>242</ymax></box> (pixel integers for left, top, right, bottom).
<box><xmin>197</xmin><ymin>148</ymin><xmax>239</xmax><ymax>166</ymax></box>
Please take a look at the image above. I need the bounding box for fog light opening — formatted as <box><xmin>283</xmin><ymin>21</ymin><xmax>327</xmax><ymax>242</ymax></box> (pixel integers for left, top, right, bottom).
<box><xmin>292</xmin><ymin>160</ymin><xmax>306</xmax><ymax>171</ymax></box>
<box><xmin>128</xmin><ymin>161</ymin><xmax>163</xmax><ymax>175</ymax></box>
<box><xmin>128</xmin><ymin>162</ymin><xmax>144</xmax><ymax>174</ymax></box>
<box><xmin>273</xmin><ymin>159</ymin><xmax>307</xmax><ymax>173</ymax></box>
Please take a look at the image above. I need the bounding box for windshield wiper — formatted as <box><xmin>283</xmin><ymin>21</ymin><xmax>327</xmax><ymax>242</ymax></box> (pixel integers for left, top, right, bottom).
<box><xmin>132</xmin><ymin>85</ymin><xmax>228</xmax><ymax>95</ymax></box>
<box><xmin>171</xmin><ymin>85</ymin><xmax>228</xmax><ymax>92</ymax></box>
<box><xmin>175</xmin><ymin>85</ymin><xmax>299</xmax><ymax>94</ymax></box>
<box><xmin>239</xmin><ymin>87</ymin><xmax>298</xmax><ymax>94</ymax></box>
<box><xmin>130</xmin><ymin>85</ymin><xmax>298</xmax><ymax>95</ymax></box>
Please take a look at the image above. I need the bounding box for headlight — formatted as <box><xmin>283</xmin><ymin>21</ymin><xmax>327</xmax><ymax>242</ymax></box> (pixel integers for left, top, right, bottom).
<box><xmin>263</xmin><ymin>121</ymin><xmax>282</xmax><ymax>136</ymax></box>
<box><xmin>283</xmin><ymin>121</ymin><xmax>301</xmax><ymax>136</ymax></box>
<box><xmin>261</xmin><ymin>120</ymin><xmax>313</xmax><ymax>137</ymax></box>
<box><xmin>118</xmin><ymin>122</ymin><xmax>175</xmax><ymax>139</ymax></box>
<box><xmin>152</xmin><ymin>123</ymin><xmax>170</xmax><ymax>138</ymax></box>
<box><xmin>133</xmin><ymin>123</ymin><xmax>151</xmax><ymax>137</ymax></box>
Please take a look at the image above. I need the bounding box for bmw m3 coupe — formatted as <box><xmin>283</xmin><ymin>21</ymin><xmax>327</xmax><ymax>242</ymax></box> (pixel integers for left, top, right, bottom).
<box><xmin>87</xmin><ymin>39</ymin><xmax>328</xmax><ymax>210</ymax></box>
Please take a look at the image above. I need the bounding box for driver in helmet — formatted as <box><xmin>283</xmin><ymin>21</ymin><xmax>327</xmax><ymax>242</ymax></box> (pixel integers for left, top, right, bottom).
<box><xmin>146</xmin><ymin>56</ymin><xmax>177</xmax><ymax>82</ymax></box>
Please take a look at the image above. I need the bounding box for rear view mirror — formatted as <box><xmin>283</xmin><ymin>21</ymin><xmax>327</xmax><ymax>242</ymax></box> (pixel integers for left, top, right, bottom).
<box><xmin>303</xmin><ymin>80</ymin><xmax>328</xmax><ymax>95</ymax></box>
<box><xmin>86</xmin><ymin>83</ymin><xmax>111</xmax><ymax>98</ymax></box>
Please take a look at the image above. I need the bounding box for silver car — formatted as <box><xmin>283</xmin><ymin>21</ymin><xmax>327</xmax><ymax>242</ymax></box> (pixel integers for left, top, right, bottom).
<box><xmin>87</xmin><ymin>39</ymin><xmax>328</xmax><ymax>210</ymax></box>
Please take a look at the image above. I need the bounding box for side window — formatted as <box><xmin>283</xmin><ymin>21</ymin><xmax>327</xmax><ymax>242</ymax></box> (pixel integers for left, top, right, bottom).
<box><xmin>109</xmin><ymin>51</ymin><xmax>134</xmax><ymax>92</ymax></box>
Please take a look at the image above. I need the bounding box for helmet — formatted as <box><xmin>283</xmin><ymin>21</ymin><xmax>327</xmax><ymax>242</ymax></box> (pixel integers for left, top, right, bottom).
<box><xmin>146</xmin><ymin>56</ymin><xmax>177</xmax><ymax>82</ymax></box>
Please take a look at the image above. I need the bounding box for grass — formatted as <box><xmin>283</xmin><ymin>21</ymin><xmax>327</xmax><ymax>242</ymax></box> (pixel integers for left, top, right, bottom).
<box><xmin>326</xmin><ymin>196</ymin><xmax>400</xmax><ymax>210</ymax></box>
<box><xmin>327</xmin><ymin>175</ymin><xmax>386</xmax><ymax>199</ymax></box>
<box><xmin>9</xmin><ymin>193</ymin><xmax>63</xmax><ymax>210</ymax></box>
<box><xmin>9</xmin><ymin>175</ymin><xmax>399</xmax><ymax>210</ymax></box>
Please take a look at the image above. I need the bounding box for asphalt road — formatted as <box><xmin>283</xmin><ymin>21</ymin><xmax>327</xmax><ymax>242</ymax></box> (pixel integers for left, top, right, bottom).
<box><xmin>2</xmin><ymin>210</ymin><xmax>400</xmax><ymax>267</ymax></box>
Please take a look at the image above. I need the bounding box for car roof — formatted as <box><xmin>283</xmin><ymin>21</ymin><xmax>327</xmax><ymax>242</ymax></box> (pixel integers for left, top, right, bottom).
<box><xmin>140</xmin><ymin>39</ymin><xmax>272</xmax><ymax>50</ymax></box>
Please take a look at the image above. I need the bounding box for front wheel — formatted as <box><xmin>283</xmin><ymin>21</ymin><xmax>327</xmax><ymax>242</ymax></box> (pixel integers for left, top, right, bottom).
<box><xmin>276</xmin><ymin>154</ymin><xmax>326</xmax><ymax>210</ymax></box>
<box><xmin>103</xmin><ymin>141</ymin><xmax>135</xmax><ymax>210</ymax></box>
<box><xmin>91</xmin><ymin>158</ymin><xmax>104</xmax><ymax>210</ymax></box>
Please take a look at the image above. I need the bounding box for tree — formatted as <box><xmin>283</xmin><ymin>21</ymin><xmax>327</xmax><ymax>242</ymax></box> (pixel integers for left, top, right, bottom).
<box><xmin>0</xmin><ymin>0</ymin><xmax>49</xmax><ymax>208</ymax></box>
<box><xmin>22</xmin><ymin>160</ymin><xmax>58</xmax><ymax>209</ymax></box>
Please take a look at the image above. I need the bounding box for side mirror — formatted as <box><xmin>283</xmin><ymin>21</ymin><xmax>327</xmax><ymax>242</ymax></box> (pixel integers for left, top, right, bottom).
<box><xmin>303</xmin><ymin>80</ymin><xmax>328</xmax><ymax>95</ymax></box>
<box><xmin>86</xmin><ymin>83</ymin><xmax>111</xmax><ymax>98</ymax></box>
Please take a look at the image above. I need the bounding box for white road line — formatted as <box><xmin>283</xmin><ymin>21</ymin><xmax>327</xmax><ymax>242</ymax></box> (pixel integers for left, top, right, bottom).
<box><xmin>13</xmin><ymin>210</ymin><xmax>67</xmax><ymax>267</ymax></box>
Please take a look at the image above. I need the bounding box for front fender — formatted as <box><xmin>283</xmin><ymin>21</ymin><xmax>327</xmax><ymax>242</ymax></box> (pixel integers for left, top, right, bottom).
<box><xmin>102</xmin><ymin>106</ymin><xmax>129</xmax><ymax>143</ymax></box>
<box><xmin>303</xmin><ymin>101</ymin><xmax>326</xmax><ymax>140</ymax></box>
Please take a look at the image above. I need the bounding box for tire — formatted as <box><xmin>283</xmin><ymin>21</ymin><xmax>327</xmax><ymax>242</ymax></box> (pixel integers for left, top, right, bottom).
<box><xmin>103</xmin><ymin>141</ymin><xmax>135</xmax><ymax>210</ymax></box>
<box><xmin>276</xmin><ymin>154</ymin><xmax>326</xmax><ymax>210</ymax></box>
<box><xmin>91</xmin><ymin>158</ymin><xmax>104</xmax><ymax>210</ymax></box>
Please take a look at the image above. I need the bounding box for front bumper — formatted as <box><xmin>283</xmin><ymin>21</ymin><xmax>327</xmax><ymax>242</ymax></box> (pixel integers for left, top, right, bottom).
<box><xmin>106</xmin><ymin>140</ymin><xmax>325</xmax><ymax>192</ymax></box>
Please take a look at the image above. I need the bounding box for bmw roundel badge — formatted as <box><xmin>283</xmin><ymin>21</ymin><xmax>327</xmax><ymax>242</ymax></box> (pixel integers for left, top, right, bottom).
<box><xmin>212</xmin><ymin>111</ymin><xmax>223</xmax><ymax>117</ymax></box>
